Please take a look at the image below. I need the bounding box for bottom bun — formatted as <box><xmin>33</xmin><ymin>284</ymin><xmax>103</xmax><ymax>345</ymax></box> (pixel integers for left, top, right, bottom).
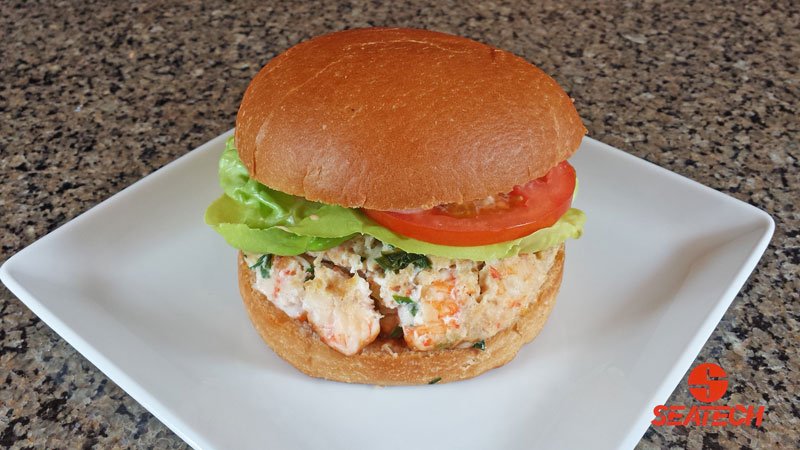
<box><xmin>238</xmin><ymin>243</ymin><xmax>564</xmax><ymax>385</ymax></box>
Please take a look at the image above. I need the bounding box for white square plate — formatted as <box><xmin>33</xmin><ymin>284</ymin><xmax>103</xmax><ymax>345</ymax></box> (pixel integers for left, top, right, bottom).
<box><xmin>1</xmin><ymin>130</ymin><xmax>773</xmax><ymax>450</ymax></box>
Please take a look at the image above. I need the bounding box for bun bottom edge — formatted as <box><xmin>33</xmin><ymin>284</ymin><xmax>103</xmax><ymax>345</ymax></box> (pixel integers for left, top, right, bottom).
<box><xmin>237</xmin><ymin>244</ymin><xmax>564</xmax><ymax>385</ymax></box>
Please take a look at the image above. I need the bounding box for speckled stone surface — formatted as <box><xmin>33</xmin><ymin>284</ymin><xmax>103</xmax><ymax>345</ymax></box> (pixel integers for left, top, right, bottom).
<box><xmin>1</xmin><ymin>0</ymin><xmax>797</xmax><ymax>448</ymax></box>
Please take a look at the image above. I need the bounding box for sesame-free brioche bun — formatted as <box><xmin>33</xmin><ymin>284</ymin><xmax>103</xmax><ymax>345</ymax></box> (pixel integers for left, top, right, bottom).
<box><xmin>235</xmin><ymin>27</ymin><xmax>586</xmax><ymax>210</ymax></box>
<box><xmin>238</xmin><ymin>244</ymin><xmax>564</xmax><ymax>385</ymax></box>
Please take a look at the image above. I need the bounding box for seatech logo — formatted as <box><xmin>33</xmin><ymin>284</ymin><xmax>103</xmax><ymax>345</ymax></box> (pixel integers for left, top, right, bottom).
<box><xmin>652</xmin><ymin>363</ymin><xmax>765</xmax><ymax>427</ymax></box>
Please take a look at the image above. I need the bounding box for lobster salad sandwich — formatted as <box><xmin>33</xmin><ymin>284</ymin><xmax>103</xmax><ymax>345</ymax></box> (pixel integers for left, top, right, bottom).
<box><xmin>204</xmin><ymin>28</ymin><xmax>587</xmax><ymax>385</ymax></box>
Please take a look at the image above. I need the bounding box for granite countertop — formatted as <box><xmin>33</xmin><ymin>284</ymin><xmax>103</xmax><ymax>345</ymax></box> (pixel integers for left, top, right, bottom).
<box><xmin>1</xmin><ymin>0</ymin><xmax>797</xmax><ymax>448</ymax></box>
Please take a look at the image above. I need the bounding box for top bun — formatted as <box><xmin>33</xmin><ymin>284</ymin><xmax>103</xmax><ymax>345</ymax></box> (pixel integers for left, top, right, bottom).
<box><xmin>235</xmin><ymin>28</ymin><xmax>586</xmax><ymax>210</ymax></box>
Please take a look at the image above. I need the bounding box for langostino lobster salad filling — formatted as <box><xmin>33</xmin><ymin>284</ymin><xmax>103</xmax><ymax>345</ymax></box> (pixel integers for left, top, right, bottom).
<box><xmin>242</xmin><ymin>235</ymin><xmax>559</xmax><ymax>356</ymax></box>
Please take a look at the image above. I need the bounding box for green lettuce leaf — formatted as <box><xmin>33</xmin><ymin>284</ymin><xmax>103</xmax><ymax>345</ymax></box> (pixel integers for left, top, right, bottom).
<box><xmin>204</xmin><ymin>137</ymin><xmax>585</xmax><ymax>260</ymax></box>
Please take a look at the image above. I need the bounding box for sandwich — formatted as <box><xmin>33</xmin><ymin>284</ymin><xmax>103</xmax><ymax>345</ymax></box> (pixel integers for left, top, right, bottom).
<box><xmin>204</xmin><ymin>27</ymin><xmax>586</xmax><ymax>385</ymax></box>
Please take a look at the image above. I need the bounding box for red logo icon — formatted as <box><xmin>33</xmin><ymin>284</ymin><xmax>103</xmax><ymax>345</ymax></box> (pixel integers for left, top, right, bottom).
<box><xmin>688</xmin><ymin>363</ymin><xmax>728</xmax><ymax>403</ymax></box>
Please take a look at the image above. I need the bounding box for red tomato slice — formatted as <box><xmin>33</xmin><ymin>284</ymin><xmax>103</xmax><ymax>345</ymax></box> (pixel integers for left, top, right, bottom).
<box><xmin>363</xmin><ymin>161</ymin><xmax>576</xmax><ymax>246</ymax></box>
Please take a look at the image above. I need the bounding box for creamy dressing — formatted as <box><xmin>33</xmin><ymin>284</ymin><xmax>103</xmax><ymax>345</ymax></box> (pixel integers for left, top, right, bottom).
<box><xmin>244</xmin><ymin>253</ymin><xmax>308</xmax><ymax>319</ymax></box>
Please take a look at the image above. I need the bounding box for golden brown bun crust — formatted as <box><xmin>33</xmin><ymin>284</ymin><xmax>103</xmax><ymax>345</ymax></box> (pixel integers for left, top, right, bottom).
<box><xmin>237</xmin><ymin>244</ymin><xmax>564</xmax><ymax>385</ymax></box>
<box><xmin>235</xmin><ymin>28</ymin><xmax>586</xmax><ymax>210</ymax></box>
